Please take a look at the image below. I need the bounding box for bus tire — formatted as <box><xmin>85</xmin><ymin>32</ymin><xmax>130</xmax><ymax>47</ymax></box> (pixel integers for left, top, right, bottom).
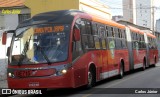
<box><xmin>86</xmin><ymin>65</ymin><xmax>96</xmax><ymax>88</ymax></box>
<box><xmin>141</xmin><ymin>59</ymin><xmax>146</xmax><ymax>71</ymax></box>
<box><xmin>153</xmin><ymin>57</ymin><xmax>156</xmax><ymax>67</ymax></box>
<box><xmin>118</xmin><ymin>62</ymin><xmax>124</xmax><ymax>79</ymax></box>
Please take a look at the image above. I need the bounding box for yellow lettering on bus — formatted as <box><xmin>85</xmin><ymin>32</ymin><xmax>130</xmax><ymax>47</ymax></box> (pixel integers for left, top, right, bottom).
<box><xmin>53</xmin><ymin>26</ymin><xmax>64</xmax><ymax>32</ymax></box>
<box><xmin>34</xmin><ymin>26</ymin><xmax>64</xmax><ymax>33</ymax></box>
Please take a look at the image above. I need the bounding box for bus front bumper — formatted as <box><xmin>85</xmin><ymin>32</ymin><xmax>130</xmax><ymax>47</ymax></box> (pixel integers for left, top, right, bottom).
<box><xmin>7</xmin><ymin>70</ymin><xmax>74</xmax><ymax>89</ymax></box>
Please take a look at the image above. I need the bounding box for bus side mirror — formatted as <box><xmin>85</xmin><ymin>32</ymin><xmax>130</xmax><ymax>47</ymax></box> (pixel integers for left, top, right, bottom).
<box><xmin>73</xmin><ymin>28</ymin><xmax>80</xmax><ymax>41</ymax></box>
<box><xmin>2</xmin><ymin>32</ymin><xmax>7</xmax><ymax>45</ymax></box>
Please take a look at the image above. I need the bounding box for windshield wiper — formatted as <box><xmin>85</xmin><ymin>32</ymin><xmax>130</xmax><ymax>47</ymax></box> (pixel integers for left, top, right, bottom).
<box><xmin>37</xmin><ymin>45</ymin><xmax>51</xmax><ymax>65</ymax></box>
<box><xmin>18</xmin><ymin>35</ymin><xmax>32</xmax><ymax>66</ymax></box>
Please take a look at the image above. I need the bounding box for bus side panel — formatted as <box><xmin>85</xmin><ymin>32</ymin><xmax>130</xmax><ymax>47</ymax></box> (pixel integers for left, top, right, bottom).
<box><xmin>115</xmin><ymin>49</ymin><xmax>130</xmax><ymax>72</ymax></box>
<box><xmin>100</xmin><ymin>50</ymin><xmax>109</xmax><ymax>80</ymax></box>
<box><xmin>149</xmin><ymin>49</ymin><xmax>158</xmax><ymax>65</ymax></box>
<box><xmin>72</xmin><ymin>51</ymin><xmax>102</xmax><ymax>88</ymax></box>
<box><xmin>138</xmin><ymin>49</ymin><xmax>146</xmax><ymax>65</ymax></box>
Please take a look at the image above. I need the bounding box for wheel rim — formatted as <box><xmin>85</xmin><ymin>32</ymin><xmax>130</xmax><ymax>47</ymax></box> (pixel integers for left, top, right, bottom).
<box><xmin>88</xmin><ymin>71</ymin><xmax>92</xmax><ymax>85</ymax></box>
<box><xmin>120</xmin><ymin>65</ymin><xmax>123</xmax><ymax>76</ymax></box>
<box><xmin>143</xmin><ymin>63</ymin><xmax>145</xmax><ymax>69</ymax></box>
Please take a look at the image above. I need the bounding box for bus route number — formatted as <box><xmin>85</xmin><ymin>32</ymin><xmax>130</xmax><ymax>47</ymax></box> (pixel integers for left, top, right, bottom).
<box><xmin>34</xmin><ymin>25</ymin><xmax>64</xmax><ymax>33</ymax></box>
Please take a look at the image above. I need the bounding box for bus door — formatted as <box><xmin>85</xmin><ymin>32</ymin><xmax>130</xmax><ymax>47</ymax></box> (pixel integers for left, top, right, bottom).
<box><xmin>92</xmin><ymin>22</ymin><xmax>103</xmax><ymax>80</ymax></box>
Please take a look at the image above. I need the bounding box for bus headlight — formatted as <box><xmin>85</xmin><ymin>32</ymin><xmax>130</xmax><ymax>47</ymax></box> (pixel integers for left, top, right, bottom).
<box><xmin>8</xmin><ymin>72</ymin><xmax>14</xmax><ymax>78</ymax></box>
<box><xmin>56</xmin><ymin>69</ymin><xmax>67</xmax><ymax>76</ymax></box>
<box><xmin>55</xmin><ymin>64</ymin><xmax>72</xmax><ymax>76</ymax></box>
<box><xmin>61</xmin><ymin>69</ymin><xmax>67</xmax><ymax>74</ymax></box>
<box><xmin>8</xmin><ymin>72</ymin><xmax>12</xmax><ymax>77</ymax></box>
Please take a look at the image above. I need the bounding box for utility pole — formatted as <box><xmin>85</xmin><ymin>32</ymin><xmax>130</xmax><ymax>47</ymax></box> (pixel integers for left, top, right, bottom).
<box><xmin>152</xmin><ymin>6</ymin><xmax>155</xmax><ymax>35</ymax></box>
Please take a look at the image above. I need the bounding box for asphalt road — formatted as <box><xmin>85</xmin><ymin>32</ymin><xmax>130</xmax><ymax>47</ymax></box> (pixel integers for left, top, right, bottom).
<box><xmin>2</xmin><ymin>62</ymin><xmax>160</xmax><ymax>97</ymax></box>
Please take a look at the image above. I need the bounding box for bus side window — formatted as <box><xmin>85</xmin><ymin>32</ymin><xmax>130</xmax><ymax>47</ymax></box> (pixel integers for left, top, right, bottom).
<box><xmin>107</xmin><ymin>26</ymin><xmax>112</xmax><ymax>37</ymax></box>
<box><xmin>92</xmin><ymin>22</ymin><xmax>98</xmax><ymax>35</ymax></box>
<box><xmin>106</xmin><ymin>26</ymin><xmax>109</xmax><ymax>37</ymax></box>
<box><xmin>86</xmin><ymin>21</ymin><xmax>95</xmax><ymax>49</ymax></box>
<box><xmin>92</xmin><ymin>23</ymin><xmax>101</xmax><ymax>49</ymax></box>
<box><xmin>111</xmin><ymin>27</ymin><xmax>114</xmax><ymax>37</ymax></box>
<box><xmin>81</xmin><ymin>19</ymin><xmax>95</xmax><ymax>50</ymax></box>
<box><xmin>114</xmin><ymin>28</ymin><xmax>118</xmax><ymax>37</ymax></box>
<box><xmin>99</xmin><ymin>25</ymin><xmax>106</xmax><ymax>49</ymax></box>
<box><xmin>116</xmin><ymin>28</ymin><xmax>122</xmax><ymax>49</ymax></box>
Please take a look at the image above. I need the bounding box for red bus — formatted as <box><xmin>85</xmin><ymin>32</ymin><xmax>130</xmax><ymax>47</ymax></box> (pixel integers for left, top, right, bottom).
<box><xmin>2</xmin><ymin>10</ymin><xmax>158</xmax><ymax>89</ymax></box>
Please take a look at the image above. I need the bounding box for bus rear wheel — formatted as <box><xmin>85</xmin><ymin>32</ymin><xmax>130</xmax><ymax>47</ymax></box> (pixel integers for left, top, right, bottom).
<box><xmin>141</xmin><ymin>59</ymin><xmax>146</xmax><ymax>71</ymax></box>
<box><xmin>118</xmin><ymin>63</ymin><xmax>124</xmax><ymax>79</ymax></box>
<box><xmin>153</xmin><ymin>57</ymin><xmax>157</xmax><ymax>67</ymax></box>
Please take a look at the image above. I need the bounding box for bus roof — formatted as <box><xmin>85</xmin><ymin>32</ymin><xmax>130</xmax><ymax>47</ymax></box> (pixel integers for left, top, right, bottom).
<box><xmin>18</xmin><ymin>10</ymin><xmax>126</xmax><ymax>30</ymax></box>
<box><xmin>18</xmin><ymin>10</ymin><xmax>82</xmax><ymax>28</ymax></box>
<box><xmin>128</xmin><ymin>25</ymin><xmax>144</xmax><ymax>35</ymax></box>
<box><xmin>91</xmin><ymin>16</ymin><xmax>126</xmax><ymax>29</ymax></box>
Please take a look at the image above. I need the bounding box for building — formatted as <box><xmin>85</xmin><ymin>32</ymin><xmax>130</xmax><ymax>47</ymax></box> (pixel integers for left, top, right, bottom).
<box><xmin>123</xmin><ymin>0</ymin><xmax>153</xmax><ymax>30</ymax></box>
<box><xmin>156</xmin><ymin>19</ymin><xmax>160</xmax><ymax>32</ymax></box>
<box><xmin>155</xmin><ymin>19</ymin><xmax>160</xmax><ymax>57</ymax></box>
<box><xmin>112</xmin><ymin>15</ymin><xmax>123</xmax><ymax>22</ymax></box>
<box><xmin>123</xmin><ymin>0</ymin><xmax>137</xmax><ymax>24</ymax></box>
<box><xmin>25</xmin><ymin>0</ymin><xmax>111</xmax><ymax>19</ymax></box>
<box><xmin>0</xmin><ymin>0</ymin><xmax>30</xmax><ymax>80</ymax></box>
<box><xmin>0</xmin><ymin>0</ymin><xmax>30</xmax><ymax>58</ymax></box>
<box><xmin>0</xmin><ymin>0</ymin><xmax>30</xmax><ymax>31</ymax></box>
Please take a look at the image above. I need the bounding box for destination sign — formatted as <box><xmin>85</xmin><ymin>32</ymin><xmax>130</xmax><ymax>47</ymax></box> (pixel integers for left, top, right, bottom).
<box><xmin>34</xmin><ymin>25</ymin><xmax>64</xmax><ymax>33</ymax></box>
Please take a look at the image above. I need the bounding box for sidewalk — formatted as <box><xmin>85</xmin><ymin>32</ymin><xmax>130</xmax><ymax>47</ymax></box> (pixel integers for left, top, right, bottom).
<box><xmin>0</xmin><ymin>58</ymin><xmax>7</xmax><ymax>88</ymax></box>
<box><xmin>0</xmin><ymin>59</ymin><xmax>7</xmax><ymax>81</ymax></box>
<box><xmin>0</xmin><ymin>79</ymin><xmax>7</xmax><ymax>88</ymax></box>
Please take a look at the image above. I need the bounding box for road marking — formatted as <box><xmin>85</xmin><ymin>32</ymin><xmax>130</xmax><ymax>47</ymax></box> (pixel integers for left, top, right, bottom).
<box><xmin>82</xmin><ymin>67</ymin><xmax>159</xmax><ymax>97</ymax></box>
<box><xmin>82</xmin><ymin>94</ymin><xmax>92</xmax><ymax>97</ymax></box>
<box><xmin>105</xmin><ymin>68</ymin><xmax>158</xmax><ymax>88</ymax></box>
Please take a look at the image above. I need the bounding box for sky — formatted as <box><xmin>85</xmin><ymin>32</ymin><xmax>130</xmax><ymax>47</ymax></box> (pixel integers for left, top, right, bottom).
<box><xmin>100</xmin><ymin>0</ymin><xmax>160</xmax><ymax>20</ymax></box>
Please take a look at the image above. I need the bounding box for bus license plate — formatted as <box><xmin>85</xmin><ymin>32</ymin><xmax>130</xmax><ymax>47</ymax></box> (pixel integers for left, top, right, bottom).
<box><xmin>14</xmin><ymin>70</ymin><xmax>32</xmax><ymax>78</ymax></box>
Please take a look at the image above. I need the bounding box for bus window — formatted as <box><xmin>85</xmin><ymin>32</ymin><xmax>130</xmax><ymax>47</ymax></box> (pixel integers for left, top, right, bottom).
<box><xmin>121</xmin><ymin>30</ymin><xmax>125</xmax><ymax>39</ymax></box>
<box><xmin>81</xmin><ymin>19</ymin><xmax>95</xmax><ymax>50</ymax></box>
<box><xmin>94</xmin><ymin>37</ymin><xmax>100</xmax><ymax>49</ymax></box>
<box><xmin>107</xmin><ymin>26</ymin><xmax>112</xmax><ymax>37</ymax></box>
<box><xmin>99</xmin><ymin>25</ymin><xmax>106</xmax><ymax>49</ymax></box>
<box><xmin>86</xmin><ymin>21</ymin><xmax>92</xmax><ymax>35</ymax></box>
<box><xmin>131</xmin><ymin>32</ymin><xmax>134</xmax><ymax>40</ymax></box>
<box><xmin>92</xmin><ymin>22</ymin><xmax>98</xmax><ymax>35</ymax></box>
<box><xmin>106</xmin><ymin>26</ymin><xmax>109</xmax><ymax>37</ymax></box>
<box><xmin>99</xmin><ymin>25</ymin><xmax>106</xmax><ymax>38</ymax></box>
<box><xmin>116</xmin><ymin>38</ymin><xmax>122</xmax><ymax>49</ymax></box>
<box><xmin>111</xmin><ymin>27</ymin><xmax>114</xmax><ymax>37</ymax></box>
<box><xmin>114</xmin><ymin>28</ymin><xmax>119</xmax><ymax>37</ymax></box>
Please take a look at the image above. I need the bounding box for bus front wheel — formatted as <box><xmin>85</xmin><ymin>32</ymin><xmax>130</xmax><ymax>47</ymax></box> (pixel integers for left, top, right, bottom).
<box><xmin>86</xmin><ymin>66</ymin><xmax>96</xmax><ymax>88</ymax></box>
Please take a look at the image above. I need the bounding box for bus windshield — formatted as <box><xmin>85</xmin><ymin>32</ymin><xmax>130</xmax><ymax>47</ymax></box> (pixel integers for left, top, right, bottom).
<box><xmin>10</xmin><ymin>24</ymin><xmax>70</xmax><ymax>65</ymax></box>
